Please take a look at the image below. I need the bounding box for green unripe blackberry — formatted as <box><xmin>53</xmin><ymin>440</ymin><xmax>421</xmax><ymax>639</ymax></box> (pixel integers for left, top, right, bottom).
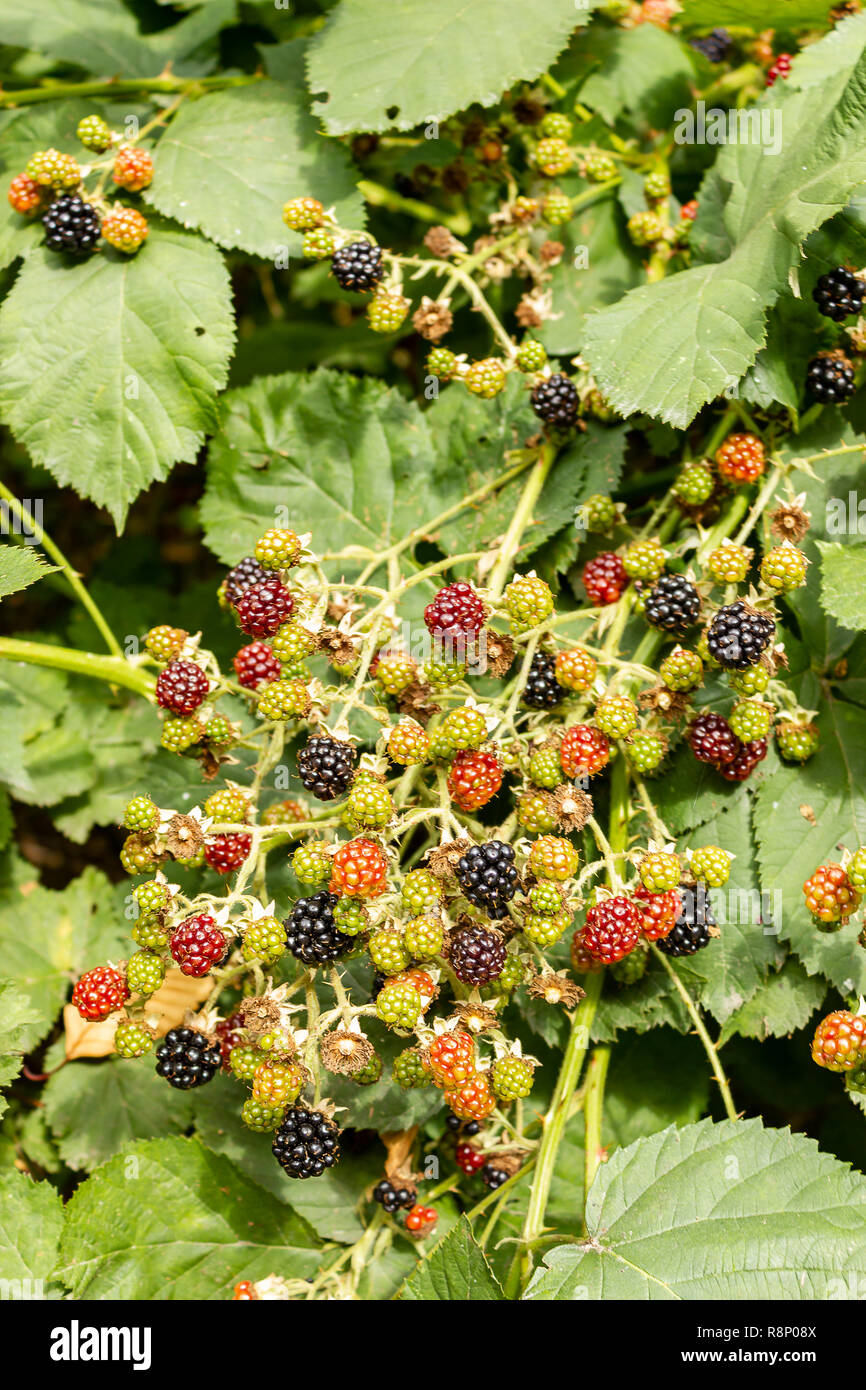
<box><xmin>690</xmin><ymin>845</ymin><xmax>732</xmax><ymax>888</ymax></box>
<box><xmin>204</xmin><ymin>714</ymin><xmax>234</xmax><ymax>745</ymax></box>
<box><xmin>528</xmin><ymin>744</ymin><xmax>562</xmax><ymax>789</ymax></box>
<box><xmin>491</xmin><ymin>1054</ymin><xmax>534</xmax><ymax>1101</ymax></box>
<box><xmin>695</xmin><ymin>631</ymin><xmax>720</xmax><ymax>670</ymax></box>
<box><xmin>707</xmin><ymin>541</ymin><xmax>752</xmax><ymax>585</ymax></box>
<box><xmin>374</xmin><ymin>651</ymin><xmax>416</xmax><ymax>695</ymax></box>
<box><xmin>242</xmin><ymin>1098</ymin><xmax>285</xmax><ymax>1132</ymax></box>
<box><xmin>639</xmin><ymin>851</ymin><xmax>680</xmax><ymax>893</ymax></box>
<box><xmin>623</xmin><ymin>539</ymin><xmax>667</xmax><ymax>583</ymax></box>
<box><xmin>423</xmin><ymin>654</ymin><xmax>467</xmax><ymax>689</ymax></box>
<box><xmin>401</xmin><ymin>869</ymin><xmax>442</xmax><ymax>914</ymax></box>
<box><xmin>230</xmin><ymin>1045</ymin><xmax>260</xmax><ymax>1081</ymax></box>
<box><xmin>131</xmin><ymin>916</ymin><xmax>170</xmax><ymax>950</ymax></box>
<box><xmin>293</xmin><ymin>842</ymin><xmax>332</xmax><ymax>888</ymax></box>
<box><xmin>580</xmin><ymin>493</ymin><xmax>618</xmax><ymax>533</ymax></box>
<box><xmin>610</xmin><ymin>944</ymin><xmax>648</xmax><ymax>986</ymax></box>
<box><xmin>241</xmin><ymin>915</ymin><xmax>287</xmax><ymax>964</ymax></box>
<box><xmin>26</xmin><ymin>148</ymin><xmax>81</xmax><ymax>189</ymax></box>
<box><xmin>133</xmin><ymin>880</ymin><xmax>172</xmax><ymax>918</ymax></box>
<box><xmin>583</xmin><ymin>149</ymin><xmax>618</xmax><ymax>182</ymax></box>
<box><xmin>255</xmin><ymin>527</ymin><xmax>302</xmax><ymax>570</ymax></box>
<box><xmin>729</xmin><ymin>665</ymin><xmax>770</xmax><ymax>696</ymax></box>
<box><xmin>333</xmin><ymin>897</ymin><xmax>369</xmax><ymax>937</ymax></box>
<box><xmin>760</xmin><ymin>543</ymin><xmax>808</xmax><ymax>593</ymax></box>
<box><xmin>114</xmin><ymin>1019</ymin><xmax>154</xmax><ymax>1058</ymax></box>
<box><xmin>393</xmin><ymin>1048</ymin><xmax>433</xmax><ymax>1089</ymax></box>
<box><xmin>126</xmin><ymin>950</ymin><xmax>166</xmax><ymax>997</ymax></box>
<box><xmin>368</xmin><ymin>293</ymin><xmax>410</xmax><ymax>333</ymax></box>
<box><xmin>345</xmin><ymin>777</ymin><xmax>394</xmax><ymax>831</ymax></box>
<box><xmin>120</xmin><ymin>835</ymin><xmax>160</xmax><ymax>876</ymax></box>
<box><xmin>161</xmin><ymin>716</ymin><xmax>204</xmax><ymax>753</ymax></box>
<box><xmin>282</xmin><ymin>196</ymin><xmax>325</xmax><ymax>231</ymax></box>
<box><xmin>529</xmin><ymin>880</ymin><xmax>565</xmax><ymax>914</ymax></box>
<box><xmin>427</xmin><ymin>347</ymin><xmax>458</xmax><ymax>379</ymax></box>
<box><xmin>465</xmin><ymin>358</ymin><xmax>507</xmax><ymax>398</ymax></box>
<box><xmin>522</xmin><ymin>911</ymin><xmax>568</xmax><ymax>947</ymax></box>
<box><xmin>728</xmin><ymin>699</ymin><xmax>773</xmax><ymax>742</ymax></box>
<box><xmin>848</xmin><ymin>847</ymin><xmax>866</xmax><ymax>894</ymax></box>
<box><xmin>271</xmin><ymin>621</ymin><xmax>316</xmax><ymax>669</ymax></box>
<box><xmin>257</xmin><ymin>677</ymin><xmax>310</xmax><ymax>721</ymax></box>
<box><xmin>437</xmin><ymin>705</ymin><xmax>488</xmax><ymax>753</ymax></box>
<box><xmin>123</xmin><ymin>795</ymin><xmax>159</xmax><ymax>834</ymax></box>
<box><xmin>644</xmin><ymin>169</ymin><xmax>671</xmax><ymax>201</ymax></box>
<box><xmin>204</xmin><ymin>786</ymin><xmax>249</xmax><ymax>823</ymax></box>
<box><xmin>353</xmin><ymin>1053</ymin><xmax>383</xmax><ymax>1085</ymax></box>
<box><xmin>302</xmin><ymin>226</ymin><xmax>336</xmax><ymax>259</ymax></box>
<box><xmin>480</xmin><ymin>952</ymin><xmax>526</xmax><ymax>998</ymax></box>
<box><xmin>516</xmin><ymin>339</ymin><xmax>548</xmax><ymax>373</ymax></box>
<box><xmin>537</xmin><ymin>136</ymin><xmax>573</xmax><ymax>176</ymax></box>
<box><xmin>540</xmin><ymin>112</ymin><xmax>573</xmax><ymax>141</ymax></box>
<box><xmin>659</xmin><ymin>646</ymin><xmax>703</xmax><ymax>692</ymax></box>
<box><xmin>542</xmin><ymin>192</ymin><xmax>573</xmax><ymax>225</ymax></box>
<box><xmin>77</xmin><ymin>115</ymin><xmax>113</xmax><ymax>152</ymax></box>
<box><xmin>594</xmin><ymin>695</ymin><xmax>639</xmax><ymax>739</ymax></box>
<box><xmin>375</xmin><ymin>980</ymin><xmax>422</xmax><ymax>1028</ymax></box>
<box><xmin>627</xmin><ymin>210</ymin><xmax>665</xmax><ymax>246</ymax></box>
<box><xmin>776</xmin><ymin>720</ymin><xmax>819</xmax><ymax>763</ymax></box>
<box><xmin>674</xmin><ymin>462</ymin><xmax>714</xmax><ymax>506</ymax></box>
<box><xmin>503</xmin><ymin>574</ymin><xmax>555</xmax><ymax>633</ymax></box>
<box><xmin>403</xmin><ymin>913</ymin><xmax>444</xmax><ymax>959</ymax></box>
<box><xmin>518</xmin><ymin>790</ymin><xmax>558</xmax><ymax>835</ymax></box>
<box><xmin>625</xmin><ymin>730</ymin><xmax>666</xmax><ymax>774</ymax></box>
<box><xmin>368</xmin><ymin>927</ymin><xmax>409</xmax><ymax>975</ymax></box>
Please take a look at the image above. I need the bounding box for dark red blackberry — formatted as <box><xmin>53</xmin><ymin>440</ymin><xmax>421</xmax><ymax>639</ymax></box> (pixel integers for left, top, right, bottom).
<box><xmin>644</xmin><ymin>574</ymin><xmax>701</xmax><ymax>634</ymax></box>
<box><xmin>43</xmin><ymin>195</ymin><xmax>100</xmax><ymax>254</ymax></box>
<box><xmin>423</xmin><ymin>581</ymin><xmax>485</xmax><ymax>639</ymax></box>
<box><xmin>170</xmin><ymin>913</ymin><xmax>227</xmax><ymax>976</ymax></box>
<box><xmin>215</xmin><ymin>1011</ymin><xmax>244</xmax><ymax>1071</ymax></box>
<box><xmin>456</xmin><ymin>840</ymin><xmax>518</xmax><ymax>916</ymax></box>
<box><xmin>689</xmin><ymin>27</ymin><xmax>731</xmax><ymax>61</ymax></box>
<box><xmin>285</xmin><ymin>891</ymin><xmax>351</xmax><ymax>964</ymax></box>
<box><xmin>373</xmin><ymin>1179</ymin><xmax>415</xmax><ymax>1213</ymax></box>
<box><xmin>658</xmin><ymin>885</ymin><xmax>715</xmax><ymax>956</ymax></box>
<box><xmin>481</xmin><ymin>1162</ymin><xmax>510</xmax><ymax>1190</ymax></box>
<box><xmin>582</xmin><ymin>551</ymin><xmax>627</xmax><ymax>605</ymax></box>
<box><xmin>812</xmin><ymin>267</ymin><xmax>865</xmax><ymax>321</ymax></box>
<box><xmin>298</xmin><ymin>736</ymin><xmax>355</xmax><ymax>800</ymax></box>
<box><xmin>155</xmin><ymin>1027</ymin><xmax>222</xmax><ymax>1088</ymax></box>
<box><xmin>450</xmin><ymin>924</ymin><xmax>507</xmax><ymax>984</ymax></box>
<box><xmin>235</xmin><ymin>579</ymin><xmax>294</xmax><ymax>638</ymax></box>
<box><xmin>706</xmin><ymin>601</ymin><xmax>775</xmax><ymax>670</ymax></box>
<box><xmin>204</xmin><ymin>833</ymin><xmax>252</xmax><ymax>873</ymax></box>
<box><xmin>718</xmin><ymin>736</ymin><xmax>768</xmax><ymax>782</ymax></box>
<box><xmin>331</xmin><ymin>240</ymin><xmax>384</xmax><ymax>291</ymax></box>
<box><xmin>224</xmin><ymin>556</ymin><xmax>268</xmax><ymax>606</ymax></box>
<box><xmin>523</xmin><ymin>650</ymin><xmax>566</xmax><ymax>708</ymax></box>
<box><xmin>233</xmin><ymin>641</ymin><xmax>282</xmax><ymax>689</ymax></box>
<box><xmin>155</xmin><ymin>658</ymin><xmax>209</xmax><ymax>714</ymax></box>
<box><xmin>530</xmin><ymin>373</ymin><xmax>580</xmax><ymax>428</ymax></box>
<box><xmin>806</xmin><ymin>352</ymin><xmax>856</xmax><ymax>402</ymax></box>
<box><xmin>272</xmin><ymin>1106</ymin><xmax>341</xmax><ymax>1178</ymax></box>
<box><xmin>687</xmin><ymin>711</ymin><xmax>741</xmax><ymax>766</ymax></box>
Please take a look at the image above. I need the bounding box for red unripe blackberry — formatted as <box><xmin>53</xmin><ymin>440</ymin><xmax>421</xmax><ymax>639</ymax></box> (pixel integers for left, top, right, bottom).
<box><xmin>530</xmin><ymin>373</ymin><xmax>579</xmax><ymax>428</ymax></box>
<box><xmin>447</xmin><ymin>749</ymin><xmax>503</xmax><ymax>811</ymax></box>
<box><xmin>561</xmin><ymin>723</ymin><xmax>611</xmax><ymax>778</ymax></box>
<box><xmin>581</xmin><ymin>896</ymin><xmax>643</xmax><ymax>963</ymax></box>
<box><xmin>329</xmin><ymin>837</ymin><xmax>389</xmax><ymax>898</ymax></box>
<box><xmin>582</xmin><ymin>552</ymin><xmax>627</xmax><ymax>605</ymax></box>
<box><xmin>224</xmin><ymin>556</ymin><xmax>268</xmax><ymax>606</ymax></box>
<box><xmin>406</xmin><ymin>1203</ymin><xmax>438</xmax><ymax>1234</ymax></box>
<box><xmin>204</xmin><ymin>833</ymin><xmax>252</xmax><ymax>873</ymax></box>
<box><xmin>233</xmin><ymin>641</ymin><xmax>281</xmax><ymax>689</ymax></box>
<box><xmin>766</xmin><ymin>53</ymin><xmax>792</xmax><ymax>86</ymax></box>
<box><xmin>446</xmin><ymin>1073</ymin><xmax>496</xmax><ymax>1121</ymax></box>
<box><xmin>523</xmin><ymin>651</ymin><xmax>567</xmax><ymax>708</ymax></box>
<box><xmin>424</xmin><ymin>581</ymin><xmax>485</xmax><ymax>639</ymax></box>
<box><xmin>235</xmin><ymin>579</ymin><xmax>294</xmax><ymax>638</ymax></box>
<box><xmin>455</xmin><ymin>1141</ymin><xmax>486</xmax><ymax>1174</ymax></box>
<box><xmin>428</xmin><ymin>1030</ymin><xmax>475</xmax><ymax>1087</ymax></box>
<box><xmin>687</xmin><ymin>711</ymin><xmax>742</xmax><ymax>765</ymax></box>
<box><xmin>813</xmin><ymin>266</ymin><xmax>865</xmax><ymax>321</ymax></box>
<box><xmin>298</xmin><ymin>736</ymin><xmax>355</xmax><ymax>800</ymax></box>
<box><xmin>285</xmin><ymin>891</ymin><xmax>352</xmax><ymax>964</ymax></box>
<box><xmin>718</xmin><ymin>736</ymin><xmax>768</xmax><ymax>781</ymax></box>
<box><xmin>803</xmin><ymin>863</ymin><xmax>861</xmax><ymax>923</ymax></box>
<box><xmin>644</xmin><ymin>574</ymin><xmax>701</xmax><ymax>634</ymax></box>
<box><xmin>811</xmin><ymin>1011</ymin><xmax>866</xmax><ymax>1072</ymax></box>
<box><xmin>449</xmin><ymin>924</ymin><xmax>507</xmax><ymax>984</ymax></box>
<box><xmin>215</xmin><ymin>1012</ymin><xmax>245</xmax><ymax>1071</ymax></box>
<box><xmin>331</xmin><ymin>239</ymin><xmax>384</xmax><ymax>292</ymax></box>
<box><xmin>112</xmin><ymin>145</ymin><xmax>153</xmax><ymax>191</ymax></box>
<box><xmin>633</xmin><ymin>883</ymin><xmax>679</xmax><ymax>941</ymax></box>
<box><xmin>155</xmin><ymin>658</ymin><xmax>209</xmax><ymax>714</ymax></box>
<box><xmin>714</xmin><ymin>433</ymin><xmax>766</xmax><ymax>484</ymax></box>
<box><xmin>72</xmin><ymin>965</ymin><xmax>129</xmax><ymax>1021</ymax></box>
<box><xmin>8</xmin><ymin>173</ymin><xmax>42</xmax><ymax>215</ymax></box>
<box><xmin>170</xmin><ymin>913</ymin><xmax>227</xmax><ymax>976</ymax></box>
<box><xmin>455</xmin><ymin>840</ymin><xmax>518</xmax><ymax>916</ymax></box>
<box><xmin>155</xmin><ymin>1027</ymin><xmax>222</xmax><ymax>1089</ymax></box>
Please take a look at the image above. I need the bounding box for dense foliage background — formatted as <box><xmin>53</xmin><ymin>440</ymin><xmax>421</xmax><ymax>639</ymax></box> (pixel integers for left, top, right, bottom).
<box><xmin>3</xmin><ymin>0</ymin><xmax>866</xmax><ymax>1302</ymax></box>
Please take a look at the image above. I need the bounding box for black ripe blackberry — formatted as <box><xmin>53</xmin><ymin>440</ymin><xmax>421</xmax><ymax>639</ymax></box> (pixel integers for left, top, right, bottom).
<box><xmin>812</xmin><ymin>267</ymin><xmax>865</xmax><ymax>322</ymax></box>
<box><xmin>450</xmin><ymin>923</ymin><xmax>507</xmax><ymax>984</ymax></box>
<box><xmin>272</xmin><ymin>1106</ymin><xmax>341</xmax><ymax>1179</ymax></box>
<box><xmin>456</xmin><ymin>840</ymin><xmax>518</xmax><ymax>917</ymax></box>
<box><xmin>806</xmin><ymin>352</ymin><xmax>856</xmax><ymax>403</ymax></box>
<box><xmin>706</xmin><ymin>601</ymin><xmax>775</xmax><ymax>670</ymax></box>
<box><xmin>658</xmin><ymin>884</ymin><xmax>716</xmax><ymax>956</ymax></box>
<box><xmin>644</xmin><ymin>574</ymin><xmax>701</xmax><ymax>634</ymax></box>
<box><xmin>481</xmin><ymin>1162</ymin><xmax>510</xmax><ymax>1190</ymax></box>
<box><xmin>523</xmin><ymin>651</ymin><xmax>566</xmax><ymax>708</ymax></box>
<box><xmin>530</xmin><ymin>373</ymin><xmax>580</xmax><ymax>428</ymax></box>
<box><xmin>155</xmin><ymin>1028</ymin><xmax>221</xmax><ymax>1089</ymax></box>
<box><xmin>43</xmin><ymin>195</ymin><xmax>100</xmax><ymax>254</ymax></box>
<box><xmin>689</xmin><ymin>27</ymin><xmax>731</xmax><ymax>61</ymax></box>
<box><xmin>373</xmin><ymin>1179</ymin><xmax>415</xmax><ymax>1213</ymax></box>
<box><xmin>224</xmin><ymin>556</ymin><xmax>268</xmax><ymax>606</ymax></box>
<box><xmin>298</xmin><ymin>735</ymin><xmax>355</xmax><ymax>801</ymax></box>
<box><xmin>285</xmin><ymin>891</ymin><xmax>350</xmax><ymax>965</ymax></box>
<box><xmin>331</xmin><ymin>240</ymin><xmax>384</xmax><ymax>291</ymax></box>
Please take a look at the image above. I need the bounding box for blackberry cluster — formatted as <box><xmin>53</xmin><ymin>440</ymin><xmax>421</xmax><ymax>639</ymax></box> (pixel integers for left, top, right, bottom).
<box><xmin>522</xmin><ymin>651</ymin><xmax>566</xmax><ymax>708</ymax></box>
<box><xmin>298</xmin><ymin>736</ymin><xmax>355</xmax><ymax>800</ymax></box>
<box><xmin>331</xmin><ymin>240</ymin><xmax>384</xmax><ymax>291</ymax></box>
<box><xmin>449</xmin><ymin>924</ymin><xmax>507</xmax><ymax>984</ymax></box>
<box><xmin>812</xmin><ymin>267</ymin><xmax>864</xmax><ymax>321</ymax></box>
<box><xmin>43</xmin><ymin>195</ymin><xmax>100</xmax><ymax>254</ymax></box>
<box><xmin>373</xmin><ymin>1179</ymin><xmax>415</xmax><ymax>1213</ymax></box>
<box><xmin>285</xmin><ymin>892</ymin><xmax>351</xmax><ymax>964</ymax></box>
<box><xmin>224</xmin><ymin>556</ymin><xmax>268</xmax><ymax>606</ymax></box>
<box><xmin>658</xmin><ymin>886</ymin><xmax>716</xmax><ymax>956</ymax></box>
<box><xmin>155</xmin><ymin>1028</ymin><xmax>222</xmax><ymax>1089</ymax></box>
<box><xmin>689</xmin><ymin>27</ymin><xmax>731</xmax><ymax>61</ymax></box>
<box><xmin>806</xmin><ymin>353</ymin><xmax>856</xmax><ymax>403</ymax></box>
<box><xmin>530</xmin><ymin>373</ymin><xmax>580</xmax><ymax>428</ymax></box>
<box><xmin>456</xmin><ymin>841</ymin><xmax>518</xmax><ymax>916</ymax></box>
<box><xmin>644</xmin><ymin>574</ymin><xmax>701</xmax><ymax>634</ymax></box>
<box><xmin>481</xmin><ymin>1162</ymin><xmax>510</xmax><ymax>1190</ymax></box>
<box><xmin>272</xmin><ymin>1107</ymin><xmax>341</xmax><ymax>1178</ymax></box>
<box><xmin>706</xmin><ymin>601</ymin><xmax>775</xmax><ymax>669</ymax></box>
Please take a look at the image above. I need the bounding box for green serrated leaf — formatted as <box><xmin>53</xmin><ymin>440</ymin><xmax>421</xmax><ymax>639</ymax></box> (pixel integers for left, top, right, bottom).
<box><xmin>0</xmin><ymin>543</ymin><xmax>57</xmax><ymax>599</ymax></box>
<box><xmin>814</xmin><ymin>540</ymin><xmax>866</xmax><ymax>631</ymax></box>
<box><xmin>579</xmin><ymin>24</ymin><xmax>695</xmax><ymax>129</ymax></box>
<box><xmin>718</xmin><ymin>960</ymin><xmax>826</xmax><ymax>1046</ymax></box>
<box><xmin>0</xmin><ymin>1171</ymin><xmax>65</xmax><ymax>1294</ymax></box>
<box><xmin>397</xmin><ymin>1217</ymin><xmax>503</xmax><ymax>1300</ymax></box>
<box><xmin>42</xmin><ymin>1058</ymin><xmax>196</xmax><ymax>1171</ymax></box>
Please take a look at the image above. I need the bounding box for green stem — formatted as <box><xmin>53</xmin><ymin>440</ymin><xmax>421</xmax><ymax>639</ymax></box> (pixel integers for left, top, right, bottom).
<box><xmin>0</xmin><ymin>636</ymin><xmax>155</xmax><ymax>697</ymax></box>
<box><xmin>650</xmin><ymin>944</ymin><xmax>738</xmax><ymax>1122</ymax></box>
<box><xmin>487</xmin><ymin>442</ymin><xmax>559</xmax><ymax>600</ymax></box>
<box><xmin>0</xmin><ymin>73</ymin><xmax>261</xmax><ymax>107</ymax></box>
<box><xmin>357</xmin><ymin>179</ymin><xmax>470</xmax><ymax>235</ymax></box>
<box><xmin>582</xmin><ymin>1045</ymin><xmax>611</xmax><ymax>1221</ymax></box>
<box><xmin>0</xmin><ymin>482</ymin><xmax>121</xmax><ymax>656</ymax></box>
